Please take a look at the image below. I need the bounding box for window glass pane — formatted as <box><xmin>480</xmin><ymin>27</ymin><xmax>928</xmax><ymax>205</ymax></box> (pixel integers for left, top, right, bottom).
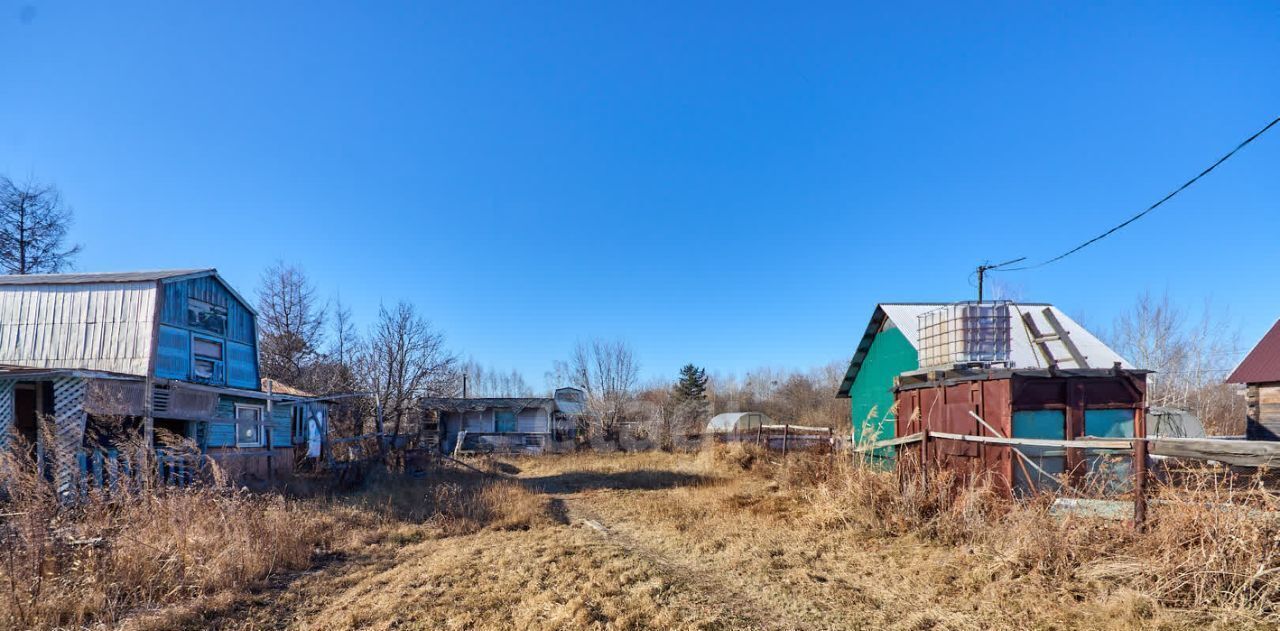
<box><xmin>188</xmin><ymin>299</ymin><xmax>228</xmax><ymax>335</ymax></box>
<box><xmin>1084</xmin><ymin>409</ymin><xmax>1135</xmax><ymax>438</ymax></box>
<box><xmin>194</xmin><ymin>358</ymin><xmax>217</xmax><ymax>379</ymax></box>
<box><xmin>236</xmin><ymin>423</ymin><xmax>260</xmax><ymax>445</ymax></box>
<box><xmin>236</xmin><ymin>406</ymin><xmax>262</xmax><ymax>421</ymax></box>
<box><xmin>1012</xmin><ymin>410</ymin><xmax>1066</xmax><ymax>497</ymax></box>
<box><xmin>193</xmin><ymin>338</ymin><xmax>223</xmax><ymax>359</ymax></box>
<box><xmin>495</xmin><ymin>410</ymin><xmax>517</xmax><ymax>433</ymax></box>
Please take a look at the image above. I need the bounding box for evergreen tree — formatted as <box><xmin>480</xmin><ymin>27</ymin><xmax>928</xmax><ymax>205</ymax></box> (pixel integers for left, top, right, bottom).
<box><xmin>671</xmin><ymin>363</ymin><xmax>709</xmax><ymax>424</ymax></box>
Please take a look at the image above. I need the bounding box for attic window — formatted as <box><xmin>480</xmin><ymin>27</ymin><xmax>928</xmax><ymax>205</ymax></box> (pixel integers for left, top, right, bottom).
<box><xmin>188</xmin><ymin>298</ymin><xmax>228</xmax><ymax>335</ymax></box>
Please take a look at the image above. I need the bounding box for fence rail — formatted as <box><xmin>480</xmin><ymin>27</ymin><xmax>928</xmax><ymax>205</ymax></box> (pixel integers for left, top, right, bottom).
<box><xmin>852</xmin><ymin>422</ymin><xmax>1280</xmax><ymax>530</ymax></box>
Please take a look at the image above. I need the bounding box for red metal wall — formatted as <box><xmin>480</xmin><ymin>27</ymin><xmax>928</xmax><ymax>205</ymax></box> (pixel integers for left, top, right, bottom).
<box><xmin>894</xmin><ymin>372</ymin><xmax>1146</xmax><ymax>494</ymax></box>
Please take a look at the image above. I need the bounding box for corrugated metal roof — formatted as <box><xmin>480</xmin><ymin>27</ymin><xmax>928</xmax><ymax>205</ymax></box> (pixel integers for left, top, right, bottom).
<box><xmin>0</xmin><ymin>281</ymin><xmax>160</xmax><ymax>375</ymax></box>
<box><xmin>1227</xmin><ymin>319</ymin><xmax>1280</xmax><ymax>384</ymax></box>
<box><xmin>0</xmin><ymin>269</ymin><xmax>212</xmax><ymax>285</ymax></box>
<box><xmin>419</xmin><ymin>397</ymin><xmax>557</xmax><ymax>413</ymax></box>
<box><xmin>837</xmin><ymin>302</ymin><xmax>1132</xmax><ymax>397</ymax></box>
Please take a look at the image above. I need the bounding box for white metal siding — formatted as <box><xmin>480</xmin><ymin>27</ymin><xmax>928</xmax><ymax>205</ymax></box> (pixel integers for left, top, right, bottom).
<box><xmin>0</xmin><ymin>282</ymin><xmax>157</xmax><ymax>375</ymax></box>
<box><xmin>517</xmin><ymin>408</ymin><xmax>545</xmax><ymax>433</ymax></box>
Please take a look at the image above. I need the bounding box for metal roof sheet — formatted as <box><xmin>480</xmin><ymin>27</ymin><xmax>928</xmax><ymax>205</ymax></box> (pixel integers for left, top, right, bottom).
<box><xmin>0</xmin><ymin>269</ymin><xmax>212</xmax><ymax>285</ymax></box>
<box><xmin>1226</xmin><ymin>319</ymin><xmax>1280</xmax><ymax>384</ymax></box>
<box><xmin>837</xmin><ymin>302</ymin><xmax>1132</xmax><ymax>397</ymax></box>
<box><xmin>419</xmin><ymin>397</ymin><xmax>557</xmax><ymax>413</ymax></box>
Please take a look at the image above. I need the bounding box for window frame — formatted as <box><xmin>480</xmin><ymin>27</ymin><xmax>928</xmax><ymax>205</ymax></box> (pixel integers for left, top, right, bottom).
<box><xmin>191</xmin><ymin>334</ymin><xmax>226</xmax><ymax>384</ymax></box>
<box><xmin>234</xmin><ymin>403</ymin><xmax>266</xmax><ymax>448</ymax></box>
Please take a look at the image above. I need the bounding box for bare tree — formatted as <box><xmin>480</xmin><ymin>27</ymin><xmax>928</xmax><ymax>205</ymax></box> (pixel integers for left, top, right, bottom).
<box><xmin>550</xmin><ymin>339</ymin><xmax>639</xmax><ymax>447</ymax></box>
<box><xmin>1108</xmin><ymin>292</ymin><xmax>1244</xmax><ymax>435</ymax></box>
<box><xmin>0</xmin><ymin>175</ymin><xmax>82</xmax><ymax>274</ymax></box>
<box><xmin>257</xmin><ymin>262</ymin><xmax>326</xmax><ymax>388</ymax></box>
<box><xmin>358</xmin><ymin>302</ymin><xmax>457</xmax><ymax>437</ymax></box>
<box><xmin>460</xmin><ymin>360</ymin><xmax>533</xmax><ymax>397</ymax></box>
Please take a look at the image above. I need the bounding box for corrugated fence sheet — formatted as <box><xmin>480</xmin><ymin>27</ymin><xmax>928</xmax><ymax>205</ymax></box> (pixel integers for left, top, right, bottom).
<box><xmin>0</xmin><ymin>282</ymin><xmax>157</xmax><ymax>375</ymax></box>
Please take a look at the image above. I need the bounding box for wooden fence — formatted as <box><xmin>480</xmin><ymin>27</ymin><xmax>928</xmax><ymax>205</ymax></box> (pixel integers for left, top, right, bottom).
<box><xmin>853</xmin><ymin>410</ymin><xmax>1280</xmax><ymax>529</ymax></box>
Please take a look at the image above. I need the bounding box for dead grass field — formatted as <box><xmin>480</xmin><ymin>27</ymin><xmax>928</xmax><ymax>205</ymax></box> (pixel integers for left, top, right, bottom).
<box><xmin>192</xmin><ymin>447</ymin><xmax>1275</xmax><ymax>630</ymax></box>
<box><xmin>7</xmin><ymin>446</ymin><xmax>1278</xmax><ymax>629</ymax></box>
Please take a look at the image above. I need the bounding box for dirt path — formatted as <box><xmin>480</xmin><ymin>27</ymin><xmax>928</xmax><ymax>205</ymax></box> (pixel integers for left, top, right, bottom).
<box><xmin>549</xmin><ymin>493</ymin><xmax>791</xmax><ymax>630</ymax></box>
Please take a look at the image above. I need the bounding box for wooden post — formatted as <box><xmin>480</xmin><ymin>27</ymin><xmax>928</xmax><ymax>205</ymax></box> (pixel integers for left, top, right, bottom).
<box><xmin>1133</xmin><ymin>406</ymin><xmax>1148</xmax><ymax>530</ymax></box>
<box><xmin>756</xmin><ymin>423</ymin><xmax>762</xmax><ymax>448</ymax></box>
<box><xmin>920</xmin><ymin>428</ymin><xmax>930</xmax><ymax>491</ymax></box>
<box><xmin>782</xmin><ymin>424</ymin><xmax>789</xmax><ymax>458</ymax></box>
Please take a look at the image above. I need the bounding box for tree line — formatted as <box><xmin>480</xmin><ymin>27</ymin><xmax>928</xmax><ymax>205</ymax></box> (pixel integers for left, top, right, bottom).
<box><xmin>0</xmin><ymin>173</ymin><xmax>1252</xmax><ymax>441</ymax></box>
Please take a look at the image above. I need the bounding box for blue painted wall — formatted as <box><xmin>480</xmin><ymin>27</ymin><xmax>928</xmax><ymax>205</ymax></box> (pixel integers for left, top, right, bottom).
<box><xmin>154</xmin><ymin>274</ymin><xmax>259</xmax><ymax>389</ymax></box>
<box><xmin>206</xmin><ymin>394</ymin><xmax>292</xmax><ymax>448</ymax></box>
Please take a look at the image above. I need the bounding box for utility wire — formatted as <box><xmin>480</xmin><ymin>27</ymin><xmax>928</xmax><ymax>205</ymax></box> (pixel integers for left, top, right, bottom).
<box><xmin>1002</xmin><ymin>115</ymin><xmax>1280</xmax><ymax>271</ymax></box>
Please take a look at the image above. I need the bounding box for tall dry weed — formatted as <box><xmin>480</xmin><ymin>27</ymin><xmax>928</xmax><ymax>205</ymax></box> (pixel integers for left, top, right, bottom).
<box><xmin>768</xmin><ymin>450</ymin><xmax>1280</xmax><ymax>621</ymax></box>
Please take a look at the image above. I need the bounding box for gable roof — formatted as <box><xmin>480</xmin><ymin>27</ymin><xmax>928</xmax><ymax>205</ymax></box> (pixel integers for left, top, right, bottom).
<box><xmin>836</xmin><ymin>302</ymin><xmax>1131</xmax><ymax>397</ymax></box>
<box><xmin>0</xmin><ymin>269</ymin><xmax>212</xmax><ymax>285</ymax></box>
<box><xmin>1227</xmin><ymin>319</ymin><xmax>1280</xmax><ymax>384</ymax></box>
<box><xmin>0</xmin><ymin>269</ymin><xmax>257</xmax><ymax>316</ymax></box>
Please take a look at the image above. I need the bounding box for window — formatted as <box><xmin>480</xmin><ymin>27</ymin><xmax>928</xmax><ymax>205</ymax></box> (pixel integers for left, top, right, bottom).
<box><xmin>495</xmin><ymin>409</ymin><xmax>517</xmax><ymax>433</ymax></box>
<box><xmin>192</xmin><ymin>336</ymin><xmax>225</xmax><ymax>384</ymax></box>
<box><xmin>235</xmin><ymin>404</ymin><xmax>264</xmax><ymax>447</ymax></box>
<box><xmin>187</xmin><ymin>298</ymin><xmax>228</xmax><ymax>335</ymax></box>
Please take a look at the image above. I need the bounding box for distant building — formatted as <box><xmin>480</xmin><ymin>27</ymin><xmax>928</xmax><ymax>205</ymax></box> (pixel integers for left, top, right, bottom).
<box><xmin>1226</xmin><ymin>319</ymin><xmax>1280</xmax><ymax>440</ymax></box>
<box><xmin>420</xmin><ymin>387</ymin><xmax>585</xmax><ymax>455</ymax></box>
<box><xmin>0</xmin><ymin>270</ymin><xmax>331</xmax><ymax>491</ymax></box>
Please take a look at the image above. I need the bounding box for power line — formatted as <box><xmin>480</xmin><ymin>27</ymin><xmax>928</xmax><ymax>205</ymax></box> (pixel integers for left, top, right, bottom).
<box><xmin>1002</xmin><ymin>115</ymin><xmax>1280</xmax><ymax>271</ymax></box>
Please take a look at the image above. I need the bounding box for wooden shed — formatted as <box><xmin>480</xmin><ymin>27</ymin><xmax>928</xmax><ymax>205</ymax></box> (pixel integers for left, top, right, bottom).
<box><xmin>1227</xmin><ymin>319</ymin><xmax>1280</xmax><ymax>440</ymax></box>
<box><xmin>894</xmin><ymin>366</ymin><xmax>1148</xmax><ymax>496</ymax></box>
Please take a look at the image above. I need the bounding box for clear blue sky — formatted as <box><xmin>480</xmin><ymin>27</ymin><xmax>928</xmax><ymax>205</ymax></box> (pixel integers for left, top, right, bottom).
<box><xmin>2</xmin><ymin>1</ymin><xmax>1277</xmax><ymax>386</ymax></box>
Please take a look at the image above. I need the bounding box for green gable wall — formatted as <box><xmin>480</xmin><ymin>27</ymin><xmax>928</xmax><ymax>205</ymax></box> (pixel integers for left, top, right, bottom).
<box><xmin>848</xmin><ymin>325</ymin><xmax>917</xmax><ymax>446</ymax></box>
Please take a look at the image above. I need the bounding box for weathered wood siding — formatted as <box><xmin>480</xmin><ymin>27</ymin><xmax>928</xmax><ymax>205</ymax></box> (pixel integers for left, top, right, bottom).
<box><xmin>155</xmin><ymin>276</ymin><xmax>258</xmax><ymax>389</ymax></box>
<box><xmin>205</xmin><ymin>394</ymin><xmax>291</xmax><ymax>448</ymax></box>
<box><xmin>1246</xmin><ymin>383</ymin><xmax>1280</xmax><ymax>440</ymax></box>
<box><xmin>0</xmin><ymin>282</ymin><xmax>158</xmax><ymax>375</ymax></box>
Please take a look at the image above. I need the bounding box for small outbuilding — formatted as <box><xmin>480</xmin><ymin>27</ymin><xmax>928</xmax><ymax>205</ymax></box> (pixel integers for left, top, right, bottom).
<box><xmin>1226</xmin><ymin>319</ymin><xmax>1280</xmax><ymax>440</ymax></box>
<box><xmin>705</xmin><ymin>412</ymin><xmax>771</xmax><ymax>434</ymax></box>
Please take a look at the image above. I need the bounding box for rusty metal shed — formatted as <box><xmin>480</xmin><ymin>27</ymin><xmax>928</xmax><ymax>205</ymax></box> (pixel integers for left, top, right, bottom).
<box><xmin>894</xmin><ymin>366</ymin><xmax>1149</xmax><ymax>496</ymax></box>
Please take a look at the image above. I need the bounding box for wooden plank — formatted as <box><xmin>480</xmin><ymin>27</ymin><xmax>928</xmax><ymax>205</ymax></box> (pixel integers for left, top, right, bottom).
<box><xmin>1258</xmin><ymin>386</ymin><xmax>1280</xmax><ymax>406</ymax></box>
<box><xmin>853</xmin><ymin>432</ymin><xmax>924</xmax><ymax>452</ymax></box>
<box><xmin>1150</xmin><ymin>437</ymin><xmax>1280</xmax><ymax>467</ymax></box>
<box><xmin>929</xmin><ymin>431</ymin><xmax>1132</xmax><ymax>450</ymax></box>
<box><xmin>760</xmin><ymin>424</ymin><xmax>830</xmax><ymax>433</ymax></box>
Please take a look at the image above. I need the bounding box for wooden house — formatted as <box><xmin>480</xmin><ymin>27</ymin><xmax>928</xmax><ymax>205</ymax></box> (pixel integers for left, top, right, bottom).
<box><xmin>1227</xmin><ymin>319</ymin><xmax>1280</xmax><ymax>440</ymax></box>
<box><xmin>0</xmin><ymin>269</ymin><xmax>328</xmax><ymax>491</ymax></box>
<box><xmin>421</xmin><ymin>387</ymin><xmax>586</xmax><ymax>454</ymax></box>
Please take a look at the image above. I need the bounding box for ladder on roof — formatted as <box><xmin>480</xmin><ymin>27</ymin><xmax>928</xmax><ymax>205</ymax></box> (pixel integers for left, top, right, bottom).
<box><xmin>1020</xmin><ymin>307</ymin><xmax>1089</xmax><ymax>369</ymax></box>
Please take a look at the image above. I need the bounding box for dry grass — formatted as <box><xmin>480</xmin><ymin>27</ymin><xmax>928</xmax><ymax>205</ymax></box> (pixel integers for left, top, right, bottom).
<box><xmin>0</xmin><ymin>441</ymin><xmax>557</xmax><ymax>630</ymax></box>
<box><xmin>7</xmin><ymin>439</ymin><xmax>1279</xmax><ymax>629</ymax></box>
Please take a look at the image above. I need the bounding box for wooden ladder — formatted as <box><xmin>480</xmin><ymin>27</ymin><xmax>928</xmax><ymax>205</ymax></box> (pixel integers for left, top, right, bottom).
<box><xmin>1021</xmin><ymin>307</ymin><xmax>1089</xmax><ymax>368</ymax></box>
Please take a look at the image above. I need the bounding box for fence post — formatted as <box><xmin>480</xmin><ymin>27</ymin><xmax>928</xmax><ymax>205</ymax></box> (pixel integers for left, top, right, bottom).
<box><xmin>756</xmin><ymin>424</ymin><xmax>762</xmax><ymax>448</ymax></box>
<box><xmin>782</xmin><ymin>424</ymin><xmax>789</xmax><ymax>459</ymax></box>
<box><xmin>920</xmin><ymin>429</ymin><xmax>930</xmax><ymax>491</ymax></box>
<box><xmin>1133</xmin><ymin>407</ymin><xmax>1148</xmax><ymax>531</ymax></box>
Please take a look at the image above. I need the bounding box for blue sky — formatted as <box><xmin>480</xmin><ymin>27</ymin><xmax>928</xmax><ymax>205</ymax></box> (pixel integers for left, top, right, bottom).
<box><xmin>2</xmin><ymin>1</ymin><xmax>1277</xmax><ymax>387</ymax></box>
